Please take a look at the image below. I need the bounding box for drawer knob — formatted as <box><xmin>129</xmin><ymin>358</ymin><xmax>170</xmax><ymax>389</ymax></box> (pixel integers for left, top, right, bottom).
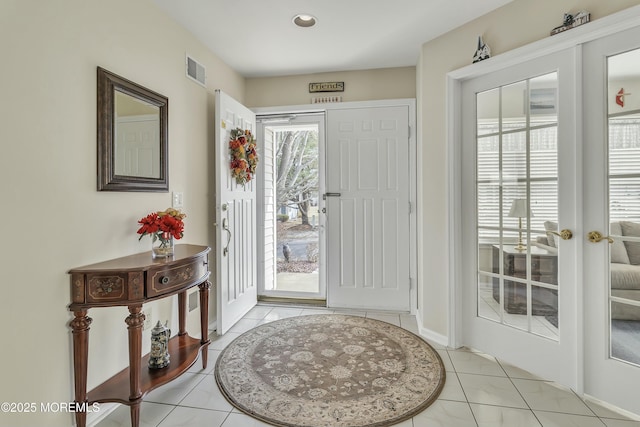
<box><xmin>160</xmin><ymin>276</ymin><xmax>170</xmax><ymax>285</ymax></box>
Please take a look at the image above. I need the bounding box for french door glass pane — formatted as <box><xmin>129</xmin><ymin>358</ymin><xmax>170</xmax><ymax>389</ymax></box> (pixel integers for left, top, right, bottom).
<box><xmin>476</xmin><ymin>72</ymin><xmax>559</xmax><ymax>340</ymax></box>
<box><xmin>478</xmin><ymin>183</ymin><xmax>500</xmax><ymax>230</ymax></box>
<box><xmin>610</xmin><ymin>177</ymin><xmax>640</xmax><ymax>220</ymax></box>
<box><xmin>478</xmin><ymin>273</ymin><xmax>500</xmax><ymax>322</ymax></box>
<box><xmin>608</xmin><ymin>48</ymin><xmax>640</xmax><ymax>366</ymax></box>
<box><xmin>477</xmin><ymin>88</ymin><xmax>499</xmax><ymax>136</ymax></box>
<box><xmin>531</xmin><ymin>181</ymin><xmax>558</xmax><ymax>231</ymax></box>
<box><xmin>502</xmin><ymin>81</ymin><xmax>527</xmax><ymax>130</ymax></box>
<box><xmin>530</xmin><ymin>127</ymin><xmax>558</xmax><ymax>179</ymax></box>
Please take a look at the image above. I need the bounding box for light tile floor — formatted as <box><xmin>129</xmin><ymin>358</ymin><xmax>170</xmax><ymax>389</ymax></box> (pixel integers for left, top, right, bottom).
<box><xmin>96</xmin><ymin>305</ymin><xmax>640</xmax><ymax>427</ymax></box>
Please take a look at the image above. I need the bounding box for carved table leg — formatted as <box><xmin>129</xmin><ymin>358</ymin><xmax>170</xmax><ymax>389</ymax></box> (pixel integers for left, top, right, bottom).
<box><xmin>178</xmin><ymin>291</ymin><xmax>187</xmax><ymax>336</ymax></box>
<box><xmin>125</xmin><ymin>305</ymin><xmax>144</xmax><ymax>427</ymax></box>
<box><xmin>199</xmin><ymin>281</ymin><xmax>211</xmax><ymax>369</ymax></box>
<box><xmin>70</xmin><ymin>310</ymin><xmax>92</xmax><ymax>427</ymax></box>
<box><xmin>130</xmin><ymin>404</ymin><xmax>140</xmax><ymax>427</ymax></box>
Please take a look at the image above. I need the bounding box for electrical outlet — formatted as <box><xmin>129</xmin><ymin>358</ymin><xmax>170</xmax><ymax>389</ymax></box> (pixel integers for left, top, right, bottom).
<box><xmin>142</xmin><ymin>310</ymin><xmax>152</xmax><ymax>330</ymax></box>
<box><xmin>188</xmin><ymin>291</ymin><xmax>199</xmax><ymax>312</ymax></box>
<box><xmin>172</xmin><ymin>191</ymin><xmax>184</xmax><ymax>208</ymax></box>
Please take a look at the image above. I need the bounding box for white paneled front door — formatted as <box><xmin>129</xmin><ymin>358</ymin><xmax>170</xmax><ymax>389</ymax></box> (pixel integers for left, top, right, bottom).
<box><xmin>214</xmin><ymin>90</ymin><xmax>257</xmax><ymax>334</ymax></box>
<box><xmin>326</xmin><ymin>106</ymin><xmax>411</xmax><ymax>311</ymax></box>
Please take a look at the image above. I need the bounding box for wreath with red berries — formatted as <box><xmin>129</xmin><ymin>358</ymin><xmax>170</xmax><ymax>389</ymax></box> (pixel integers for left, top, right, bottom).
<box><xmin>229</xmin><ymin>128</ymin><xmax>258</xmax><ymax>185</ymax></box>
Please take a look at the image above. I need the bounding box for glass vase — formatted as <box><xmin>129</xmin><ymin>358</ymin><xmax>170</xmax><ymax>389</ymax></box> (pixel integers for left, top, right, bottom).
<box><xmin>152</xmin><ymin>232</ymin><xmax>174</xmax><ymax>259</ymax></box>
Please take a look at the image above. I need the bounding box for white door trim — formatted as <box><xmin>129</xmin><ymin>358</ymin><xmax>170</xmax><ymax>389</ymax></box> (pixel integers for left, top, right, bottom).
<box><xmin>254</xmin><ymin>99</ymin><xmax>418</xmax><ymax>313</ymax></box>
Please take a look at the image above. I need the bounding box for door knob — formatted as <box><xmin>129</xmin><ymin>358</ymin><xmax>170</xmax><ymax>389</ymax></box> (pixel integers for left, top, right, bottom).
<box><xmin>548</xmin><ymin>229</ymin><xmax>573</xmax><ymax>240</ymax></box>
<box><xmin>587</xmin><ymin>231</ymin><xmax>614</xmax><ymax>244</ymax></box>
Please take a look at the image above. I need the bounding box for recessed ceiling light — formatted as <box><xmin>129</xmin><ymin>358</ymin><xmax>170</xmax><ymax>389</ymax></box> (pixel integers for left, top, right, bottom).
<box><xmin>293</xmin><ymin>14</ymin><xmax>317</xmax><ymax>28</ymax></box>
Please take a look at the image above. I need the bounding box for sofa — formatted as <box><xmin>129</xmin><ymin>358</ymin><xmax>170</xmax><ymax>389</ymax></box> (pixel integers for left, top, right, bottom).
<box><xmin>536</xmin><ymin>221</ymin><xmax>640</xmax><ymax>320</ymax></box>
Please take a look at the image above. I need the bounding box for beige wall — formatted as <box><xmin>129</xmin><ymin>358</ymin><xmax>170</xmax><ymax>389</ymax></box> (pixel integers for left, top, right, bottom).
<box><xmin>0</xmin><ymin>1</ymin><xmax>244</xmax><ymax>425</ymax></box>
<box><xmin>417</xmin><ymin>0</ymin><xmax>640</xmax><ymax>338</ymax></box>
<box><xmin>3</xmin><ymin>0</ymin><xmax>640</xmax><ymax>424</ymax></box>
<box><xmin>245</xmin><ymin>67</ymin><xmax>416</xmax><ymax>108</ymax></box>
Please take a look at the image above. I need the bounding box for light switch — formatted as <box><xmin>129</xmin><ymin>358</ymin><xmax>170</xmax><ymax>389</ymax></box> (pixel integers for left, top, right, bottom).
<box><xmin>172</xmin><ymin>192</ymin><xmax>184</xmax><ymax>208</ymax></box>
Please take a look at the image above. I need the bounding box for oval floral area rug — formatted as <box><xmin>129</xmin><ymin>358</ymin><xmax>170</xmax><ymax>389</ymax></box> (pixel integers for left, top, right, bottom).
<box><xmin>214</xmin><ymin>314</ymin><xmax>445</xmax><ymax>427</ymax></box>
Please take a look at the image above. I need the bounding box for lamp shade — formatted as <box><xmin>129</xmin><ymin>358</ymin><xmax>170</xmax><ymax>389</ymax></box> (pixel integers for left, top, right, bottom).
<box><xmin>508</xmin><ymin>199</ymin><xmax>528</xmax><ymax>218</ymax></box>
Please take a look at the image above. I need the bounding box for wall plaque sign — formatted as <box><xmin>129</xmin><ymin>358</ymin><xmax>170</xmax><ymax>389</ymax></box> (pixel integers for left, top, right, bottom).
<box><xmin>309</xmin><ymin>82</ymin><xmax>344</xmax><ymax>93</ymax></box>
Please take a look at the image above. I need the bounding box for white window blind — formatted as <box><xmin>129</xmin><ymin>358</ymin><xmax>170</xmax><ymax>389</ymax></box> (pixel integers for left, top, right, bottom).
<box><xmin>477</xmin><ymin>124</ymin><xmax>558</xmax><ymax>241</ymax></box>
<box><xmin>477</xmin><ymin>113</ymin><xmax>640</xmax><ymax>241</ymax></box>
<box><xmin>609</xmin><ymin>115</ymin><xmax>640</xmax><ymax>222</ymax></box>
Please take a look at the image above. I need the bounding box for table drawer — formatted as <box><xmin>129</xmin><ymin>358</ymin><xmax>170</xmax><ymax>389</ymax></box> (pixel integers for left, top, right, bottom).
<box><xmin>86</xmin><ymin>273</ymin><xmax>128</xmax><ymax>303</ymax></box>
<box><xmin>147</xmin><ymin>257</ymin><xmax>207</xmax><ymax>298</ymax></box>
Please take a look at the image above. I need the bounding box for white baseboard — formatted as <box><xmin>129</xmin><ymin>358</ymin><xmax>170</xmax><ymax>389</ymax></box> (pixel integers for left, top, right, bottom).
<box><xmin>86</xmin><ymin>402</ymin><xmax>117</xmax><ymax>427</ymax></box>
<box><xmin>583</xmin><ymin>394</ymin><xmax>640</xmax><ymax>421</ymax></box>
<box><xmin>415</xmin><ymin>308</ymin><xmax>449</xmax><ymax>347</ymax></box>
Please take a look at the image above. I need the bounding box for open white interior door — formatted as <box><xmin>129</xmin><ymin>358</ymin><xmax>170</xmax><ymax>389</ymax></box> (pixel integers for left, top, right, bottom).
<box><xmin>215</xmin><ymin>90</ymin><xmax>257</xmax><ymax>335</ymax></box>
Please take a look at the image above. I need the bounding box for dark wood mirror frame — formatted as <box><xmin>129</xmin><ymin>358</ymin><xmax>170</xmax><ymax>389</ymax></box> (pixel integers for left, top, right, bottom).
<box><xmin>97</xmin><ymin>67</ymin><xmax>169</xmax><ymax>192</ymax></box>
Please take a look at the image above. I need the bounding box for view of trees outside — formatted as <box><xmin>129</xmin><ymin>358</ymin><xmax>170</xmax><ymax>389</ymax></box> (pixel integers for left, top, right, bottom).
<box><xmin>275</xmin><ymin>129</ymin><xmax>320</xmax><ymax>275</ymax></box>
<box><xmin>276</xmin><ymin>130</ymin><xmax>319</xmax><ymax>224</ymax></box>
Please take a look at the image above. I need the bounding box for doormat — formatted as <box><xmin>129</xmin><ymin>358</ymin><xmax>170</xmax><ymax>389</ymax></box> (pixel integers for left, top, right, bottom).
<box><xmin>214</xmin><ymin>314</ymin><xmax>445</xmax><ymax>427</ymax></box>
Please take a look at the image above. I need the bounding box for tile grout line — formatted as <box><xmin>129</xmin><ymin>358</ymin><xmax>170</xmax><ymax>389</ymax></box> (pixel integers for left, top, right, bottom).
<box><xmin>154</xmin><ymin>404</ymin><xmax>177</xmax><ymax>427</ymax></box>
<box><xmin>495</xmin><ymin>358</ymin><xmax>545</xmax><ymax>426</ymax></box>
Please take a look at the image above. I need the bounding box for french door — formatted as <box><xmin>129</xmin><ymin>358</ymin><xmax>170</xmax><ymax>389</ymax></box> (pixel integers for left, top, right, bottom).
<box><xmin>460</xmin><ymin>22</ymin><xmax>640</xmax><ymax>415</ymax></box>
<box><xmin>461</xmin><ymin>48</ymin><xmax>579</xmax><ymax>387</ymax></box>
<box><xmin>583</xmin><ymin>25</ymin><xmax>640</xmax><ymax>415</ymax></box>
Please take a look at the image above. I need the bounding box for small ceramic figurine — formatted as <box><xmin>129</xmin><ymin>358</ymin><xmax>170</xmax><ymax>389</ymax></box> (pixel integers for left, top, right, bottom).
<box><xmin>551</xmin><ymin>11</ymin><xmax>590</xmax><ymax>35</ymax></box>
<box><xmin>149</xmin><ymin>321</ymin><xmax>171</xmax><ymax>369</ymax></box>
<box><xmin>472</xmin><ymin>36</ymin><xmax>491</xmax><ymax>63</ymax></box>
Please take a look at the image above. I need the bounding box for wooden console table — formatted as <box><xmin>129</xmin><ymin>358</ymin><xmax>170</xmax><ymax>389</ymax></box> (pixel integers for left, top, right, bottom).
<box><xmin>68</xmin><ymin>244</ymin><xmax>211</xmax><ymax>427</ymax></box>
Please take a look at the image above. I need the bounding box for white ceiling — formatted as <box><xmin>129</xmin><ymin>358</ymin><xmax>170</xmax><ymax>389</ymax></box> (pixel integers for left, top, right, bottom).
<box><xmin>152</xmin><ymin>0</ymin><xmax>514</xmax><ymax>78</ymax></box>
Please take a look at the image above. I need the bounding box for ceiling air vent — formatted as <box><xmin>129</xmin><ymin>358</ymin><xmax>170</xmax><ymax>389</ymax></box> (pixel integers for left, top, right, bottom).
<box><xmin>186</xmin><ymin>55</ymin><xmax>206</xmax><ymax>87</ymax></box>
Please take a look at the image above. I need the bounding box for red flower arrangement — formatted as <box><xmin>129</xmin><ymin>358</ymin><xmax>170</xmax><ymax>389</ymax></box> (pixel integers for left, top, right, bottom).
<box><xmin>229</xmin><ymin>128</ymin><xmax>258</xmax><ymax>185</ymax></box>
<box><xmin>137</xmin><ymin>208</ymin><xmax>186</xmax><ymax>256</ymax></box>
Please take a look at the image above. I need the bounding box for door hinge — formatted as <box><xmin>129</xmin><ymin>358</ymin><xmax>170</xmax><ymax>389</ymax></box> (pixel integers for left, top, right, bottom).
<box><xmin>409</xmin><ymin>277</ymin><xmax>413</xmax><ymax>290</ymax></box>
<box><xmin>408</xmin><ymin>202</ymin><xmax>412</xmax><ymax>214</ymax></box>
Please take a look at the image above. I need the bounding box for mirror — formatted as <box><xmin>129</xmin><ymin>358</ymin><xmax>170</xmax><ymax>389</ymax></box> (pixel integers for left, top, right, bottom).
<box><xmin>97</xmin><ymin>67</ymin><xmax>168</xmax><ymax>191</ymax></box>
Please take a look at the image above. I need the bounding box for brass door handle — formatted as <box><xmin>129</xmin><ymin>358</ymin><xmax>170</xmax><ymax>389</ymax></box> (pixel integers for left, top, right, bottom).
<box><xmin>587</xmin><ymin>231</ymin><xmax>614</xmax><ymax>244</ymax></box>
<box><xmin>548</xmin><ymin>229</ymin><xmax>573</xmax><ymax>240</ymax></box>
